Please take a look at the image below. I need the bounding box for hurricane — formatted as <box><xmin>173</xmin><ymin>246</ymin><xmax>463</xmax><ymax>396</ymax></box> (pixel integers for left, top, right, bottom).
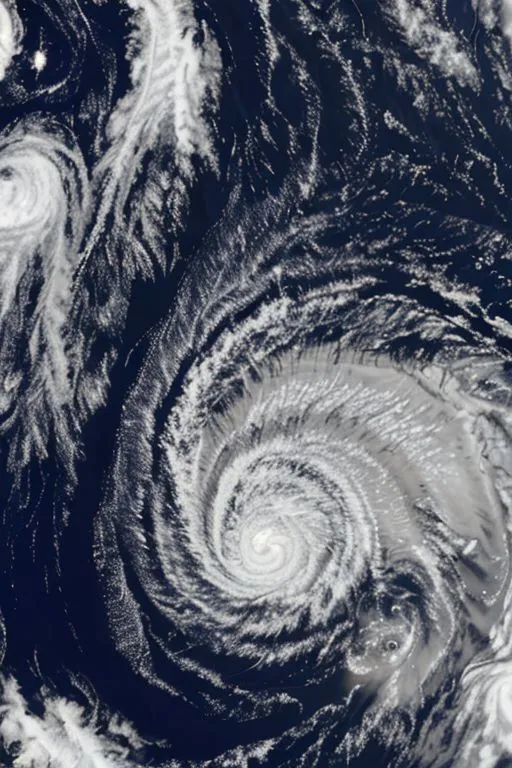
<box><xmin>93</xmin><ymin>221</ymin><xmax>512</xmax><ymax>766</ymax></box>
<box><xmin>0</xmin><ymin>1</ymin><xmax>512</xmax><ymax>767</ymax></box>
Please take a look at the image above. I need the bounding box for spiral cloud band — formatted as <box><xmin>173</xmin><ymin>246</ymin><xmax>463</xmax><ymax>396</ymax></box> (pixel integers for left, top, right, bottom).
<box><xmin>0</xmin><ymin>1</ymin><xmax>512</xmax><ymax>767</ymax></box>
<box><xmin>95</xmin><ymin>267</ymin><xmax>512</xmax><ymax>764</ymax></box>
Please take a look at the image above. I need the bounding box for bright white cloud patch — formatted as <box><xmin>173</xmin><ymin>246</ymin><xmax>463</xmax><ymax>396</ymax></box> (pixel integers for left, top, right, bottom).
<box><xmin>104</xmin><ymin>0</ymin><xmax>221</xmax><ymax>172</ymax></box>
<box><xmin>475</xmin><ymin>0</ymin><xmax>512</xmax><ymax>37</ymax></box>
<box><xmin>390</xmin><ymin>0</ymin><xmax>478</xmax><ymax>87</ymax></box>
<box><xmin>0</xmin><ymin>678</ymin><xmax>140</xmax><ymax>768</ymax></box>
<box><xmin>32</xmin><ymin>49</ymin><xmax>47</xmax><ymax>73</ymax></box>
<box><xmin>0</xmin><ymin>1</ymin><xmax>22</xmax><ymax>80</ymax></box>
<box><xmin>501</xmin><ymin>0</ymin><xmax>512</xmax><ymax>41</ymax></box>
<box><xmin>83</xmin><ymin>0</ymin><xmax>222</xmax><ymax>272</ymax></box>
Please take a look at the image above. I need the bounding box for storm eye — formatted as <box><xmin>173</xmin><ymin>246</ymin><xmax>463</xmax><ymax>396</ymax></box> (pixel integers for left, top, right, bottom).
<box><xmin>383</xmin><ymin>639</ymin><xmax>400</xmax><ymax>653</ymax></box>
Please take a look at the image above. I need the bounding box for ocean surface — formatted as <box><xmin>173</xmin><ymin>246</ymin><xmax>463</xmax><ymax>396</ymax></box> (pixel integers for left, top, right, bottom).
<box><xmin>0</xmin><ymin>1</ymin><xmax>512</xmax><ymax>766</ymax></box>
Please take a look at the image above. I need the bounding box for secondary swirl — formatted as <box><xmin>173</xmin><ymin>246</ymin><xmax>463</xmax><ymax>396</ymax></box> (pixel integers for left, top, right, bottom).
<box><xmin>0</xmin><ymin>119</ymin><xmax>88</xmax><ymax>465</ymax></box>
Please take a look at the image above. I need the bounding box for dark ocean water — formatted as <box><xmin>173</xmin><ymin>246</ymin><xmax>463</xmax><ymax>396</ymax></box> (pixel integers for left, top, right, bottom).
<box><xmin>0</xmin><ymin>1</ymin><xmax>512</xmax><ymax>766</ymax></box>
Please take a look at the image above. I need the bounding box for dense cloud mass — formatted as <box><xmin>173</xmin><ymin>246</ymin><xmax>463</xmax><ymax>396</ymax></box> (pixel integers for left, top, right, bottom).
<box><xmin>0</xmin><ymin>1</ymin><xmax>512</xmax><ymax>766</ymax></box>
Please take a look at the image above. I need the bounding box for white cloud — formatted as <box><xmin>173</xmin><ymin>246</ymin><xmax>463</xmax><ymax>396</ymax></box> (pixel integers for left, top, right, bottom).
<box><xmin>0</xmin><ymin>678</ymin><xmax>140</xmax><ymax>768</ymax></box>
<box><xmin>501</xmin><ymin>0</ymin><xmax>512</xmax><ymax>40</ymax></box>
<box><xmin>390</xmin><ymin>0</ymin><xmax>479</xmax><ymax>87</ymax></box>
<box><xmin>0</xmin><ymin>1</ymin><xmax>22</xmax><ymax>81</ymax></box>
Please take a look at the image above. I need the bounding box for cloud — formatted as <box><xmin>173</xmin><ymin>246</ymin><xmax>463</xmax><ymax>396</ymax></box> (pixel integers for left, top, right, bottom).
<box><xmin>0</xmin><ymin>677</ymin><xmax>140</xmax><ymax>768</ymax></box>
<box><xmin>0</xmin><ymin>1</ymin><xmax>22</xmax><ymax>81</ymax></box>
<box><xmin>390</xmin><ymin>0</ymin><xmax>478</xmax><ymax>87</ymax></box>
